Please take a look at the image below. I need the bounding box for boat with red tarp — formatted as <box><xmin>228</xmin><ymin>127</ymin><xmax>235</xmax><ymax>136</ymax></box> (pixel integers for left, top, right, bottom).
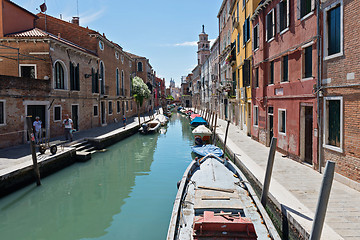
<box><xmin>167</xmin><ymin>154</ymin><xmax>280</xmax><ymax>240</ymax></box>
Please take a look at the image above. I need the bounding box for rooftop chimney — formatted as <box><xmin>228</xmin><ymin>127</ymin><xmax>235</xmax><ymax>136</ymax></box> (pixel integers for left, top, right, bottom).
<box><xmin>71</xmin><ymin>17</ymin><xmax>79</xmax><ymax>25</ymax></box>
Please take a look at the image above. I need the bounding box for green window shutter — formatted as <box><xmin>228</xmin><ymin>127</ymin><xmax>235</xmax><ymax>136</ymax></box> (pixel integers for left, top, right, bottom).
<box><xmin>328</xmin><ymin>100</ymin><xmax>340</xmax><ymax>147</ymax></box>
<box><xmin>75</xmin><ymin>63</ymin><xmax>80</xmax><ymax>91</ymax></box>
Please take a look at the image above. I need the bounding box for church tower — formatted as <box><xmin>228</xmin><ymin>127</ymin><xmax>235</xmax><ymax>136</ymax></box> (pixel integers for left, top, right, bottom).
<box><xmin>197</xmin><ymin>25</ymin><xmax>210</xmax><ymax>65</ymax></box>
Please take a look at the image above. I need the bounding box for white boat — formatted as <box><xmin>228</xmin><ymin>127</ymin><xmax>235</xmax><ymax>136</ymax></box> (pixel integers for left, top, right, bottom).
<box><xmin>192</xmin><ymin>125</ymin><xmax>212</xmax><ymax>144</ymax></box>
<box><xmin>139</xmin><ymin>120</ymin><xmax>161</xmax><ymax>134</ymax></box>
<box><xmin>167</xmin><ymin>154</ymin><xmax>280</xmax><ymax>240</ymax></box>
<box><xmin>155</xmin><ymin>114</ymin><xmax>168</xmax><ymax>126</ymax></box>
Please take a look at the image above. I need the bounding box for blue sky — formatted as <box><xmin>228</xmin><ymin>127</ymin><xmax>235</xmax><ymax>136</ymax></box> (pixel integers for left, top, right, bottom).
<box><xmin>13</xmin><ymin>0</ymin><xmax>222</xmax><ymax>87</ymax></box>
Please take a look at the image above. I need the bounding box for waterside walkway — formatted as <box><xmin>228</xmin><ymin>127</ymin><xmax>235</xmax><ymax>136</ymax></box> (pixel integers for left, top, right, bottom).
<box><xmin>215</xmin><ymin>118</ymin><xmax>360</xmax><ymax>240</ymax></box>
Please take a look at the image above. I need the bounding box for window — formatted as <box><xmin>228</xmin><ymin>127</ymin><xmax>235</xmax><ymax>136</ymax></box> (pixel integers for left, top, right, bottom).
<box><xmin>129</xmin><ymin>61</ymin><xmax>132</xmax><ymax>68</ymax></box>
<box><xmin>115</xmin><ymin>51</ymin><xmax>119</xmax><ymax>59</ymax></box>
<box><xmin>131</xmin><ymin>101</ymin><xmax>133</xmax><ymax>111</ymax></box>
<box><xmin>278</xmin><ymin>109</ymin><xmax>286</xmax><ymax>134</ymax></box>
<box><xmin>0</xmin><ymin>100</ymin><xmax>5</xmax><ymax>125</ymax></box>
<box><xmin>266</xmin><ymin>10</ymin><xmax>275</xmax><ymax>41</ymax></box>
<box><xmin>117</xmin><ymin>101</ymin><xmax>121</xmax><ymax>113</ymax></box>
<box><xmin>121</xmin><ymin>55</ymin><xmax>124</xmax><ymax>63</ymax></box>
<box><xmin>137</xmin><ymin>62</ymin><xmax>143</xmax><ymax>72</ymax></box>
<box><xmin>279</xmin><ymin>0</ymin><xmax>289</xmax><ymax>32</ymax></box>
<box><xmin>254</xmin><ymin>67</ymin><xmax>259</xmax><ymax>88</ymax></box>
<box><xmin>325</xmin><ymin>3</ymin><xmax>342</xmax><ymax>58</ymax></box>
<box><xmin>99</xmin><ymin>40</ymin><xmax>104</xmax><ymax>50</ymax></box>
<box><xmin>253</xmin><ymin>25</ymin><xmax>259</xmax><ymax>50</ymax></box>
<box><xmin>254</xmin><ymin>106</ymin><xmax>259</xmax><ymax>126</ymax></box>
<box><xmin>298</xmin><ymin>0</ymin><xmax>314</xmax><ymax>19</ymax></box>
<box><xmin>108</xmin><ymin>101</ymin><xmax>113</xmax><ymax>115</ymax></box>
<box><xmin>91</xmin><ymin>68</ymin><xmax>99</xmax><ymax>93</ymax></box>
<box><xmin>126</xmin><ymin>101</ymin><xmax>129</xmax><ymax>112</ymax></box>
<box><xmin>237</xmin><ymin>33</ymin><xmax>240</xmax><ymax>53</ymax></box>
<box><xmin>303</xmin><ymin>46</ymin><xmax>312</xmax><ymax>78</ymax></box>
<box><xmin>243</xmin><ymin>17</ymin><xmax>250</xmax><ymax>45</ymax></box>
<box><xmin>19</xmin><ymin>64</ymin><xmax>36</xmax><ymax>78</ymax></box>
<box><xmin>324</xmin><ymin>97</ymin><xmax>343</xmax><ymax>151</ymax></box>
<box><xmin>116</xmin><ymin>69</ymin><xmax>120</xmax><ymax>96</ymax></box>
<box><xmin>269</xmin><ymin>61</ymin><xmax>274</xmax><ymax>85</ymax></box>
<box><xmin>70</xmin><ymin>62</ymin><xmax>80</xmax><ymax>91</ymax></box>
<box><xmin>243</xmin><ymin>0</ymin><xmax>246</xmax><ymax>8</ymax></box>
<box><xmin>99</xmin><ymin>61</ymin><xmax>105</xmax><ymax>94</ymax></box>
<box><xmin>54</xmin><ymin>61</ymin><xmax>65</xmax><ymax>89</ymax></box>
<box><xmin>93</xmin><ymin>105</ymin><xmax>98</xmax><ymax>117</ymax></box>
<box><xmin>281</xmin><ymin>55</ymin><xmax>288</xmax><ymax>82</ymax></box>
<box><xmin>121</xmin><ymin>71</ymin><xmax>125</xmax><ymax>96</ymax></box>
<box><xmin>54</xmin><ymin>106</ymin><xmax>61</xmax><ymax>122</ymax></box>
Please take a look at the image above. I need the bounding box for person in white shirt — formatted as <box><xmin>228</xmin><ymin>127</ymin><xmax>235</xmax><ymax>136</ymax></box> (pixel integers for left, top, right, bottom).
<box><xmin>63</xmin><ymin>114</ymin><xmax>73</xmax><ymax>141</ymax></box>
<box><xmin>33</xmin><ymin>116</ymin><xmax>42</xmax><ymax>144</ymax></box>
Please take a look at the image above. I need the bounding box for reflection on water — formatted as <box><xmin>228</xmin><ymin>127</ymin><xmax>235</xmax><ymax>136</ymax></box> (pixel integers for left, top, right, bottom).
<box><xmin>0</xmin><ymin>113</ymin><xmax>194</xmax><ymax>240</ymax></box>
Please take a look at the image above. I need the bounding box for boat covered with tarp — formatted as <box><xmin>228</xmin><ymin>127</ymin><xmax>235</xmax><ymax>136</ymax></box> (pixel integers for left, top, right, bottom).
<box><xmin>190</xmin><ymin>117</ymin><xmax>207</xmax><ymax>128</ymax></box>
<box><xmin>167</xmin><ymin>154</ymin><xmax>280</xmax><ymax>240</ymax></box>
<box><xmin>155</xmin><ymin>114</ymin><xmax>168</xmax><ymax>126</ymax></box>
<box><xmin>189</xmin><ymin>114</ymin><xmax>202</xmax><ymax>121</ymax></box>
<box><xmin>191</xmin><ymin>144</ymin><xmax>223</xmax><ymax>157</ymax></box>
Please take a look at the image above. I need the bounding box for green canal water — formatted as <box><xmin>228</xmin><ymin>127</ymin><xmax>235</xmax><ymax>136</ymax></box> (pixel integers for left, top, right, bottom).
<box><xmin>0</xmin><ymin>114</ymin><xmax>194</xmax><ymax>240</ymax></box>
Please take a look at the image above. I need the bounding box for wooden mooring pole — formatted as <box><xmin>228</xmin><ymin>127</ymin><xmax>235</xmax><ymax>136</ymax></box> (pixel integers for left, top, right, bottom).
<box><xmin>223</xmin><ymin>120</ymin><xmax>230</xmax><ymax>155</ymax></box>
<box><xmin>26</xmin><ymin>116</ymin><xmax>41</xmax><ymax>186</ymax></box>
<box><xmin>309</xmin><ymin>161</ymin><xmax>335</xmax><ymax>240</ymax></box>
<box><xmin>212</xmin><ymin>113</ymin><xmax>218</xmax><ymax>144</ymax></box>
<box><xmin>261</xmin><ymin>137</ymin><xmax>277</xmax><ymax>207</ymax></box>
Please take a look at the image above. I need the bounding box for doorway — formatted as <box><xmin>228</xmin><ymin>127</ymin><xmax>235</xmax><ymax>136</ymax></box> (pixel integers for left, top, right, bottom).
<box><xmin>100</xmin><ymin>101</ymin><xmax>106</xmax><ymax>125</ymax></box>
<box><xmin>300</xmin><ymin>105</ymin><xmax>313</xmax><ymax>164</ymax></box>
<box><xmin>27</xmin><ymin>105</ymin><xmax>46</xmax><ymax>140</ymax></box>
<box><xmin>71</xmin><ymin>105</ymin><xmax>79</xmax><ymax>131</ymax></box>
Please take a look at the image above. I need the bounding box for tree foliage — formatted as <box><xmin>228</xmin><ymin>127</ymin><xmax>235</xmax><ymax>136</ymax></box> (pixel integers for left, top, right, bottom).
<box><xmin>132</xmin><ymin>76</ymin><xmax>150</xmax><ymax>107</ymax></box>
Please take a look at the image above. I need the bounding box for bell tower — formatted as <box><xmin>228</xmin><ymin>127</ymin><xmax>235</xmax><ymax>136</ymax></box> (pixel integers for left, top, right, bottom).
<box><xmin>197</xmin><ymin>25</ymin><xmax>210</xmax><ymax>65</ymax></box>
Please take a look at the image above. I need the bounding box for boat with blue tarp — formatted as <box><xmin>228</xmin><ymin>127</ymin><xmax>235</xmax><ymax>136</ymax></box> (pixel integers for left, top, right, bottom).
<box><xmin>190</xmin><ymin>117</ymin><xmax>208</xmax><ymax>128</ymax></box>
<box><xmin>191</xmin><ymin>144</ymin><xmax>223</xmax><ymax>157</ymax></box>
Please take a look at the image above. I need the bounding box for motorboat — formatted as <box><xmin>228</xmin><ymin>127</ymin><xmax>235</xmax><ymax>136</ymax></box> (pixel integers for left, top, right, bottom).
<box><xmin>192</xmin><ymin>125</ymin><xmax>212</xmax><ymax>144</ymax></box>
<box><xmin>190</xmin><ymin>117</ymin><xmax>208</xmax><ymax>128</ymax></box>
<box><xmin>139</xmin><ymin>120</ymin><xmax>161</xmax><ymax>134</ymax></box>
<box><xmin>167</xmin><ymin>154</ymin><xmax>280</xmax><ymax>240</ymax></box>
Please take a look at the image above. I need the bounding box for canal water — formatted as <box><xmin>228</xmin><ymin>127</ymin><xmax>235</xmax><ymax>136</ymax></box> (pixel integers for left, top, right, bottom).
<box><xmin>0</xmin><ymin>113</ymin><xmax>194</xmax><ymax>240</ymax></box>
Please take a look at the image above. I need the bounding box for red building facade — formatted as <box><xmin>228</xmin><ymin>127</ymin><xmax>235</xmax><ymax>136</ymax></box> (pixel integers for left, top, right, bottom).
<box><xmin>251</xmin><ymin>0</ymin><xmax>319</xmax><ymax>167</ymax></box>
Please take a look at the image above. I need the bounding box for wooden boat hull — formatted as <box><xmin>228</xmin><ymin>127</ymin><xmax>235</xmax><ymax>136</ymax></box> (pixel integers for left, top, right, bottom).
<box><xmin>167</xmin><ymin>154</ymin><xmax>280</xmax><ymax>240</ymax></box>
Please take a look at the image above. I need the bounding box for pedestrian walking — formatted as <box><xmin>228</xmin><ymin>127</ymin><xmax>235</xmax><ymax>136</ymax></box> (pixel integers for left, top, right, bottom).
<box><xmin>63</xmin><ymin>114</ymin><xmax>73</xmax><ymax>141</ymax></box>
<box><xmin>33</xmin><ymin>116</ymin><xmax>42</xmax><ymax>144</ymax></box>
<box><xmin>123</xmin><ymin>115</ymin><xmax>126</xmax><ymax>129</ymax></box>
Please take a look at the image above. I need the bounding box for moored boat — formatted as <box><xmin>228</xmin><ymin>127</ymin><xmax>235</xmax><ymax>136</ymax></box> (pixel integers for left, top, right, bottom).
<box><xmin>155</xmin><ymin>114</ymin><xmax>168</xmax><ymax>126</ymax></box>
<box><xmin>190</xmin><ymin>117</ymin><xmax>208</xmax><ymax>128</ymax></box>
<box><xmin>167</xmin><ymin>154</ymin><xmax>280</xmax><ymax>240</ymax></box>
<box><xmin>192</xmin><ymin>125</ymin><xmax>212</xmax><ymax>144</ymax></box>
<box><xmin>191</xmin><ymin>144</ymin><xmax>223</xmax><ymax>157</ymax></box>
<box><xmin>139</xmin><ymin>120</ymin><xmax>161</xmax><ymax>134</ymax></box>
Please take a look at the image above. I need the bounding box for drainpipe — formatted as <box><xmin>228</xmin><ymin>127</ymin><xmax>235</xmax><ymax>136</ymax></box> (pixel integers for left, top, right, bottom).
<box><xmin>316</xmin><ymin>0</ymin><xmax>323</xmax><ymax>173</ymax></box>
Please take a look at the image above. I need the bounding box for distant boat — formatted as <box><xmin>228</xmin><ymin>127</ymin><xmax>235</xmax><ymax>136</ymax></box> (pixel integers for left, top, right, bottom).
<box><xmin>167</xmin><ymin>154</ymin><xmax>280</xmax><ymax>240</ymax></box>
<box><xmin>191</xmin><ymin>144</ymin><xmax>223</xmax><ymax>157</ymax></box>
<box><xmin>192</xmin><ymin>125</ymin><xmax>212</xmax><ymax>144</ymax></box>
<box><xmin>190</xmin><ymin>117</ymin><xmax>208</xmax><ymax>128</ymax></box>
<box><xmin>139</xmin><ymin>120</ymin><xmax>161</xmax><ymax>134</ymax></box>
<box><xmin>189</xmin><ymin>113</ymin><xmax>202</xmax><ymax>121</ymax></box>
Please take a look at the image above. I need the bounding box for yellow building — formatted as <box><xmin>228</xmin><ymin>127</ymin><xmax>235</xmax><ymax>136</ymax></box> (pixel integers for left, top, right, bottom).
<box><xmin>230</xmin><ymin>0</ymin><xmax>260</xmax><ymax>135</ymax></box>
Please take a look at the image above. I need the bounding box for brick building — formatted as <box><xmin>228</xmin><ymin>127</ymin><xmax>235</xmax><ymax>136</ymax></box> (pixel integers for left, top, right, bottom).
<box><xmin>0</xmin><ymin>0</ymin><xmax>156</xmax><ymax>148</ymax></box>
<box><xmin>321</xmin><ymin>0</ymin><xmax>360</xmax><ymax>183</ymax></box>
<box><xmin>251</xmin><ymin>0</ymin><xmax>319</xmax><ymax>167</ymax></box>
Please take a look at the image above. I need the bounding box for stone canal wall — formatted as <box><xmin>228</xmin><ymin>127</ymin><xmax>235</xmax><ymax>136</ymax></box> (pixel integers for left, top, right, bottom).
<box><xmin>0</xmin><ymin>120</ymin><xmax>144</xmax><ymax>198</ymax></box>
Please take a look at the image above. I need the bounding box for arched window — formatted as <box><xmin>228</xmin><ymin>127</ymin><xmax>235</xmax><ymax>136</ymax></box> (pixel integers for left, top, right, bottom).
<box><xmin>99</xmin><ymin>61</ymin><xmax>105</xmax><ymax>94</ymax></box>
<box><xmin>121</xmin><ymin>70</ymin><xmax>125</xmax><ymax>96</ymax></box>
<box><xmin>54</xmin><ymin>61</ymin><xmax>65</xmax><ymax>89</ymax></box>
<box><xmin>116</xmin><ymin>68</ymin><xmax>120</xmax><ymax>96</ymax></box>
<box><xmin>137</xmin><ymin>62</ymin><xmax>143</xmax><ymax>72</ymax></box>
